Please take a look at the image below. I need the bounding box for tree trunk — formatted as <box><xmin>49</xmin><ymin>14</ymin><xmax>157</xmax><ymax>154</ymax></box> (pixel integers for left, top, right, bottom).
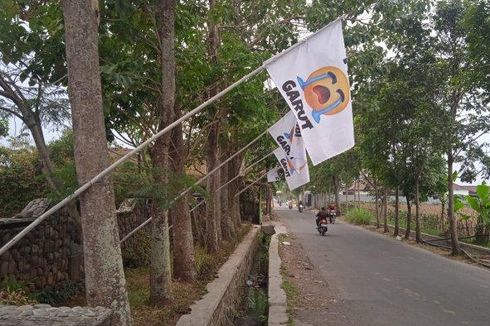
<box><xmin>394</xmin><ymin>187</ymin><xmax>400</xmax><ymax>237</ymax></box>
<box><xmin>149</xmin><ymin>0</ymin><xmax>177</xmax><ymax>302</ymax></box>
<box><xmin>447</xmin><ymin>151</ymin><xmax>461</xmax><ymax>254</ymax></box>
<box><xmin>220</xmin><ymin>158</ymin><xmax>234</xmax><ymax>240</ymax></box>
<box><xmin>229</xmin><ymin>154</ymin><xmax>243</xmax><ymax>231</ymax></box>
<box><xmin>205</xmin><ymin>0</ymin><xmax>222</xmax><ymax>252</ymax></box>
<box><xmin>62</xmin><ymin>1</ymin><xmax>131</xmax><ymax>325</ymax></box>
<box><xmin>27</xmin><ymin>118</ymin><xmax>59</xmax><ymax>190</ymax></box>
<box><xmin>415</xmin><ymin>176</ymin><xmax>422</xmax><ymax>243</ymax></box>
<box><xmin>266</xmin><ymin>185</ymin><xmax>272</xmax><ymax>217</ymax></box>
<box><xmin>333</xmin><ymin>176</ymin><xmax>340</xmax><ymax>215</ymax></box>
<box><xmin>170</xmin><ymin>121</ymin><xmax>196</xmax><ymax>281</ymax></box>
<box><xmin>206</xmin><ymin>123</ymin><xmax>221</xmax><ymax>252</ymax></box>
<box><xmin>405</xmin><ymin>195</ymin><xmax>412</xmax><ymax>239</ymax></box>
<box><xmin>375</xmin><ymin>191</ymin><xmax>380</xmax><ymax>229</ymax></box>
<box><xmin>383</xmin><ymin>187</ymin><xmax>389</xmax><ymax>233</ymax></box>
<box><xmin>23</xmin><ymin>113</ymin><xmax>83</xmax><ymax>230</ymax></box>
<box><xmin>440</xmin><ymin>199</ymin><xmax>446</xmax><ymax>232</ymax></box>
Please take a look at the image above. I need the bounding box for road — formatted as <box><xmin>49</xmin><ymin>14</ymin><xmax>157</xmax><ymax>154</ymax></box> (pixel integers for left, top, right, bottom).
<box><xmin>276</xmin><ymin>208</ymin><xmax>490</xmax><ymax>326</ymax></box>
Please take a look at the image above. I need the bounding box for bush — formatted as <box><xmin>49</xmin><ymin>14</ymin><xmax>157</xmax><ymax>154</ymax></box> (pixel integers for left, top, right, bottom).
<box><xmin>0</xmin><ymin>288</ymin><xmax>36</xmax><ymax>305</ymax></box>
<box><xmin>345</xmin><ymin>208</ymin><xmax>374</xmax><ymax>225</ymax></box>
<box><xmin>122</xmin><ymin>230</ymin><xmax>151</xmax><ymax>268</ymax></box>
<box><xmin>32</xmin><ymin>281</ymin><xmax>83</xmax><ymax>305</ymax></box>
<box><xmin>0</xmin><ymin>278</ymin><xmax>37</xmax><ymax>305</ymax></box>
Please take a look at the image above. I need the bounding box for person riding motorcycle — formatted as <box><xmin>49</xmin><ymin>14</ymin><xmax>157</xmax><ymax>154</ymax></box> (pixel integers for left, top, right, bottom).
<box><xmin>327</xmin><ymin>203</ymin><xmax>337</xmax><ymax>223</ymax></box>
<box><xmin>298</xmin><ymin>200</ymin><xmax>304</xmax><ymax>212</ymax></box>
<box><xmin>316</xmin><ymin>207</ymin><xmax>329</xmax><ymax>226</ymax></box>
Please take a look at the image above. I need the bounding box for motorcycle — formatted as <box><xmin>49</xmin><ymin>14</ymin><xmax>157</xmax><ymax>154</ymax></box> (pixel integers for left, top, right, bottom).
<box><xmin>328</xmin><ymin>209</ymin><xmax>336</xmax><ymax>224</ymax></box>
<box><xmin>288</xmin><ymin>203</ymin><xmax>293</xmax><ymax>210</ymax></box>
<box><xmin>298</xmin><ymin>204</ymin><xmax>304</xmax><ymax>213</ymax></box>
<box><xmin>317</xmin><ymin>218</ymin><xmax>328</xmax><ymax>236</ymax></box>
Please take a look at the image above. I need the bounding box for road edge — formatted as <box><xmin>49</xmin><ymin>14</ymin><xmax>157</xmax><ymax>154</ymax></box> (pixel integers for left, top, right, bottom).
<box><xmin>267</xmin><ymin>222</ymin><xmax>289</xmax><ymax>326</ymax></box>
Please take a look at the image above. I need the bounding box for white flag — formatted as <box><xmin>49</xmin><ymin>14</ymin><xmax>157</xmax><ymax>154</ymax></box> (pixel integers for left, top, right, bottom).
<box><xmin>268</xmin><ymin>111</ymin><xmax>309</xmax><ymax>176</ymax></box>
<box><xmin>267</xmin><ymin>167</ymin><xmax>281</xmax><ymax>182</ymax></box>
<box><xmin>265</xmin><ymin>19</ymin><xmax>354</xmax><ymax>165</ymax></box>
<box><xmin>273</xmin><ymin>148</ymin><xmax>309</xmax><ymax>190</ymax></box>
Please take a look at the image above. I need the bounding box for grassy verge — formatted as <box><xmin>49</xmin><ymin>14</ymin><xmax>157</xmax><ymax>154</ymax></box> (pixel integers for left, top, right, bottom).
<box><xmin>278</xmin><ymin>234</ymin><xmax>297</xmax><ymax>326</ymax></box>
<box><xmin>18</xmin><ymin>223</ymin><xmax>253</xmax><ymax>326</ymax></box>
<box><xmin>127</xmin><ymin>223</ymin><xmax>253</xmax><ymax>325</ymax></box>
<box><xmin>344</xmin><ymin>207</ymin><xmax>374</xmax><ymax>225</ymax></box>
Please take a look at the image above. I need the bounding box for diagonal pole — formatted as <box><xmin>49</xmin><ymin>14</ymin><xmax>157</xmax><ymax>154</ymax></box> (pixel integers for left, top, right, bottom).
<box><xmin>120</xmin><ymin>130</ymin><xmax>267</xmax><ymax>243</ymax></box>
<box><xmin>190</xmin><ymin>200</ymin><xmax>205</xmax><ymax>213</ymax></box>
<box><xmin>234</xmin><ymin>169</ymin><xmax>271</xmax><ymax>198</ymax></box>
<box><xmin>0</xmin><ymin>16</ymin><xmax>343</xmax><ymax>256</ymax></box>
<box><xmin>216</xmin><ymin>150</ymin><xmax>274</xmax><ymax>192</ymax></box>
<box><xmin>0</xmin><ymin>66</ymin><xmax>265</xmax><ymax>256</ymax></box>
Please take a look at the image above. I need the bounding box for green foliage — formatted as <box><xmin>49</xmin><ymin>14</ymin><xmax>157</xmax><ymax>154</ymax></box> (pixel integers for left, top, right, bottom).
<box><xmin>281</xmin><ymin>279</ymin><xmax>298</xmax><ymax>307</ymax></box>
<box><xmin>194</xmin><ymin>246</ymin><xmax>218</xmax><ymax>279</ymax></box>
<box><xmin>0</xmin><ymin>146</ymin><xmax>48</xmax><ymax>218</ymax></box>
<box><xmin>32</xmin><ymin>281</ymin><xmax>83</xmax><ymax>306</ymax></box>
<box><xmin>246</xmin><ymin>288</ymin><xmax>268</xmax><ymax>324</ymax></box>
<box><xmin>122</xmin><ymin>230</ymin><xmax>151</xmax><ymax>268</ymax></box>
<box><xmin>0</xmin><ymin>118</ymin><xmax>7</xmax><ymax>138</ymax></box>
<box><xmin>456</xmin><ymin>184</ymin><xmax>490</xmax><ymax>226</ymax></box>
<box><xmin>464</xmin><ymin>0</ymin><xmax>490</xmax><ymax>103</ymax></box>
<box><xmin>345</xmin><ymin>208</ymin><xmax>374</xmax><ymax>225</ymax></box>
<box><xmin>0</xmin><ymin>278</ymin><xmax>37</xmax><ymax>305</ymax></box>
<box><xmin>0</xmin><ymin>287</ymin><xmax>36</xmax><ymax>305</ymax></box>
<box><xmin>112</xmin><ymin>163</ymin><xmax>206</xmax><ymax>210</ymax></box>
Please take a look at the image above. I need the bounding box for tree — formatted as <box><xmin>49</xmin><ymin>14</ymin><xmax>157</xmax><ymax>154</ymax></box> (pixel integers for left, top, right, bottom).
<box><xmin>434</xmin><ymin>0</ymin><xmax>490</xmax><ymax>254</ymax></box>
<box><xmin>149</xmin><ymin>0</ymin><xmax>176</xmax><ymax>302</ymax></box>
<box><xmin>0</xmin><ymin>1</ymin><xmax>69</xmax><ymax>192</ymax></box>
<box><xmin>62</xmin><ymin>0</ymin><xmax>131</xmax><ymax>324</ymax></box>
<box><xmin>464</xmin><ymin>0</ymin><xmax>490</xmax><ymax>103</ymax></box>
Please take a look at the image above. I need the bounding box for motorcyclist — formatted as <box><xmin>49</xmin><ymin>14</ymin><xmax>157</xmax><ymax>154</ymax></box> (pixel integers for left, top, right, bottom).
<box><xmin>316</xmin><ymin>207</ymin><xmax>329</xmax><ymax>226</ymax></box>
<box><xmin>298</xmin><ymin>200</ymin><xmax>304</xmax><ymax>212</ymax></box>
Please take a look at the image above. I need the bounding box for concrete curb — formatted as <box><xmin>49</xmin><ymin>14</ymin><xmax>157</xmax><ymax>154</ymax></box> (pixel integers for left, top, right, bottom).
<box><xmin>266</xmin><ymin>222</ymin><xmax>288</xmax><ymax>326</ymax></box>
<box><xmin>176</xmin><ymin>225</ymin><xmax>261</xmax><ymax>326</ymax></box>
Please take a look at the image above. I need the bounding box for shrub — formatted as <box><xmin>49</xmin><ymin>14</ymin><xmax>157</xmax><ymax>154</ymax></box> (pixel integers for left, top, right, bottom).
<box><xmin>0</xmin><ymin>278</ymin><xmax>36</xmax><ymax>305</ymax></box>
<box><xmin>122</xmin><ymin>230</ymin><xmax>151</xmax><ymax>268</ymax></box>
<box><xmin>32</xmin><ymin>281</ymin><xmax>83</xmax><ymax>305</ymax></box>
<box><xmin>345</xmin><ymin>208</ymin><xmax>374</xmax><ymax>225</ymax></box>
<box><xmin>0</xmin><ymin>288</ymin><xmax>36</xmax><ymax>305</ymax></box>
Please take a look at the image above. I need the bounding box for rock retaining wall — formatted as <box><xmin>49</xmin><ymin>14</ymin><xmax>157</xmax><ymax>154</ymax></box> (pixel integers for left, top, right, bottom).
<box><xmin>0</xmin><ymin>199</ymin><xmax>149</xmax><ymax>291</ymax></box>
<box><xmin>0</xmin><ymin>211</ymin><xmax>78</xmax><ymax>291</ymax></box>
<box><xmin>0</xmin><ymin>304</ymin><xmax>112</xmax><ymax>326</ymax></box>
<box><xmin>177</xmin><ymin>225</ymin><xmax>261</xmax><ymax>326</ymax></box>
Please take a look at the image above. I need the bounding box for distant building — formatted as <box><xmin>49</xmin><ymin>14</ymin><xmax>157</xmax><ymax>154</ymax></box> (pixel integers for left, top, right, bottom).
<box><xmin>453</xmin><ymin>184</ymin><xmax>477</xmax><ymax>196</ymax></box>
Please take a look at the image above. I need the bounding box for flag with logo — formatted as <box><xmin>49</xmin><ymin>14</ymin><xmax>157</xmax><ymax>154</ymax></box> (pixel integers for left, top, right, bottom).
<box><xmin>273</xmin><ymin>148</ymin><xmax>309</xmax><ymax>190</ymax></box>
<box><xmin>268</xmin><ymin>111</ymin><xmax>310</xmax><ymax>180</ymax></box>
<box><xmin>264</xmin><ymin>18</ymin><xmax>354</xmax><ymax>165</ymax></box>
<box><xmin>267</xmin><ymin>167</ymin><xmax>281</xmax><ymax>182</ymax></box>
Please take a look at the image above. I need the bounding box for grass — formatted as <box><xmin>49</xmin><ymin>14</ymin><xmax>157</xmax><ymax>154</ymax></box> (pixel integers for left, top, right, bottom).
<box><xmin>128</xmin><ymin>223</ymin><xmax>253</xmax><ymax>325</ymax></box>
<box><xmin>344</xmin><ymin>208</ymin><xmax>374</xmax><ymax>225</ymax></box>
<box><xmin>281</xmin><ymin>279</ymin><xmax>298</xmax><ymax>307</ymax></box>
<box><xmin>281</xmin><ymin>279</ymin><xmax>298</xmax><ymax>326</ymax></box>
<box><xmin>60</xmin><ymin>223</ymin><xmax>253</xmax><ymax>325</ymax></box>
<box><xmin>125</xmin><ymin>267</ymin><xmax>205</xmax><ymax>325</ymax></box>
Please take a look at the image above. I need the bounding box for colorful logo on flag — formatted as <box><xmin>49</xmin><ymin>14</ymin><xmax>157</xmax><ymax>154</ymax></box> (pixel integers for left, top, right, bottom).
<box><xmin>297</xmin><ymin>66</ymin><xmax>350</xmax><ymax>123</ymax></box>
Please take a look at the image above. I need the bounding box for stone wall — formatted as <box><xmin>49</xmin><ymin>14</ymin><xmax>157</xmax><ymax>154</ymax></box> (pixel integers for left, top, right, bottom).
<box><xmin>0</xmin><ymin>304</ymin><xmax>112</xmax><ymax>326</ymax></box>
<box><xmin>0</xmin><ymin>207</ymin><xmax>79</xmax><ymax>291</ymax></box>
<box><xmin>0</xmin><ymin>199</ymin><xmax>149</xmax><ymax>292</ymax></box>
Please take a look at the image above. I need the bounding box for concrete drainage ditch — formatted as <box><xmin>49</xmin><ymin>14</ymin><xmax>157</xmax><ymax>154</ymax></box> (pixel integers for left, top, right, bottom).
<box><xmin>176</xmin><ymin>222</ymin><xmax>288</xmax><ymax>326</ymax></box>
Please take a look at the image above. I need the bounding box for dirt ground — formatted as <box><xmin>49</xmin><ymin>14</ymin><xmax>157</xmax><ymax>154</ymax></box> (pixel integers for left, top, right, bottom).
<box><xmin>278</xmin><ymin>233</ymin><xmax>352</xmax><ymax>326</ymax></box>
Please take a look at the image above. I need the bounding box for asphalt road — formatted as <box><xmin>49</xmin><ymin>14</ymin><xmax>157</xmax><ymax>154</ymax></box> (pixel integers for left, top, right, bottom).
<box><xmin>276</xmin><ymin>208</ymin><xmax>490</xmax><ymax>326</ymax></box>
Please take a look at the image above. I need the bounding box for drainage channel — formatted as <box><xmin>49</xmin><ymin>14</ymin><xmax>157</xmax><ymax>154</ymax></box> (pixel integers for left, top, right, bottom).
<box><xmin>235</xmin><ymin>231</ymin><xmax>271</xmax><ymax>326</ymax></box>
